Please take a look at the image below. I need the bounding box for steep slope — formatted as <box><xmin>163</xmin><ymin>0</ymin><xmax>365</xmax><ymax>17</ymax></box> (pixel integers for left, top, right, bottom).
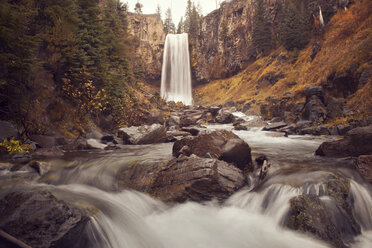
<box><xmin>195</xmin><ymin>0</ymin><xmax>372</xmax><ymax>128</ymax></box>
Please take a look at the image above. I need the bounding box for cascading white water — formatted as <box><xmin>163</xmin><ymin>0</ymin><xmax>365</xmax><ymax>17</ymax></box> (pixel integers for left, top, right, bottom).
<box><xmin>160</xmin><ymin>33</ymin><xmax>193</xmax><ymax>105</ymax></box>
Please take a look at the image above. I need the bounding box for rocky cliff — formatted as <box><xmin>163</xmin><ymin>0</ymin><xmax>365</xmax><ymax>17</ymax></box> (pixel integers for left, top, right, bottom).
<box><xmin>192</xmin><ymin>0</ymin><xmax>342</xmax><ymax>85</ymax></box>
<box><xmin>127</xmin><ymin>13</ymin><xmax>165</xmax><ymax>84</ymax></box>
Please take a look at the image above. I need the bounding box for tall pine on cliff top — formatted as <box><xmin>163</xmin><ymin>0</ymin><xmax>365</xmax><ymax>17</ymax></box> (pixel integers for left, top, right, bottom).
<box><xmin>252</xmin><ymin>0</ymin><xmax>273</xmax><ymax>56</ymax></box>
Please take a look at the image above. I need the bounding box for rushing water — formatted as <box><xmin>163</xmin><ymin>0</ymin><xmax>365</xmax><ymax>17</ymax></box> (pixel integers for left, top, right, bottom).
<box><xmin>1</xmin><ymin>116</ymin><xmax>372</xmax><ymax>248</ymax></box>
<box><xmin>160</xmin><ymin>34</ymin><xmax>193</xmax><ymax>105</ymax></box>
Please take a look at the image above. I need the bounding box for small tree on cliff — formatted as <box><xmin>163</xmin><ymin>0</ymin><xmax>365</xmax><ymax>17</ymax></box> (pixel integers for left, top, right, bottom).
<box><xmin>252</xmin><ymin>0</ymin><xmax>273</xmax><ymax>56</ymax></box>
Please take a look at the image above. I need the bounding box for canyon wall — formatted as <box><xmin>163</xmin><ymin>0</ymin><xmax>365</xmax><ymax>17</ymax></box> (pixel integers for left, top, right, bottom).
<box><xmin>127</xmin><ymin>13</ymin><xmax>165</xmax><ymax>84</ymax></box>
<box><xmin>191</xmin><ymin>0</ymin><xmax>341</xmax><ymax>85</ymax></box>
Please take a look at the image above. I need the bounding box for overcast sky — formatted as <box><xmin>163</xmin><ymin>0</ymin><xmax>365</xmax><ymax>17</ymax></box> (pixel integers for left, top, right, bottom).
<box><xmin>126</xmin><ymin>0</ymin><xmax>220</xmax><ymax>24</ymax></box>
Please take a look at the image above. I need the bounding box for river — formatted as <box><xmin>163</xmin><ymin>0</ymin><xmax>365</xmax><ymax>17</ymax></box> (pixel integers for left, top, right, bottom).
<box><xmin>1</xmin><ymin>115</ymin><xmax>371</xmax><ymax>248</ymax></box>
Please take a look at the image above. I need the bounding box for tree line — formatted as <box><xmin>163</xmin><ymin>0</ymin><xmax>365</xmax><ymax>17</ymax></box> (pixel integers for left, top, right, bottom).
<box><xmin>253</xmin><ymin>0</ymin><xmax>314</xmax><ymax>56</ymax></box>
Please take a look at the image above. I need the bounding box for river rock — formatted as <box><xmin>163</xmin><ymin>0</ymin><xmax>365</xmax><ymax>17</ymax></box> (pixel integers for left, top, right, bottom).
<box><xmin>219</xmin><ymin>139</ymin><xmax>253</xmax><ymax>171</ymax></box>
<box><xmin>30</xmin><ymin>135</ymin><xmax>56</xmax><ymax>148</ymax></box>
<box><xmin>118</xmin><ymin>124</ymin><xmax>166</xmax><ymax>145</ymax></box>
<box><xmin>286</xmin><ymin>195</ymin><xmax>348</xmax><ymax>248</ymax></box>
<box><xmin>315</xmin><ymin>125</ymin><xmax>372</xmax><ymax>157</ymax></box>
<box><xmin>263</xmin><ymin>121</ymin><xmax>287</xmax><ymax>131</ymax></box>
<box><xmin>150</xmin><ymin>156</ymin><xmax>246</xmax><ymax>202</ymax></box>
<box><xmin>286</xmin><ymin>174</ymin><xmax>361</xmax><ymax>248</ymax></box>
<box><xmin>28</xmin><ymin>161</ymin><xmax>51</xmax><ymax>176</ymax></box>
<box><xmin>354</xmin><ymin>155</ymin><xmax>372</xmax><ymax>183</ymax></box>
<box><xmin>181</xmin><ymin>126</ymin><xmax>207</xmax><ymax>136</ymax></box>
<box><xmin>173</xmin><ymin>130</ymin><xmax>252</xmax><ymax>171</ymax></box>
<box><xmin>216</xmin><ymin>108</ymin><xmax>235</xmax><ymax>124</ymax></box>
<box><xmin>179</xmin><ymin>112</ymin><xmax>203</xmax><ymax>127</ymax></box>
<box><xmin>208</xmin><ymin>106</ymin><xmax>222</xmax><ymax>116</ymax></box>
<box><xmin>0</xmin><ymin>121</ymin><xmax>18</xmax><ymax>141</ymax></box>
<box><xmin>0</xmin><ymin>190</ymin><xmax>91</xmax><ymax>248</ymax></box>
<box><xmin>166</xmin><ymin>115</ymin><xmax>180</xmax><ymax>127</ymax></box>
<box><xmin>86</xmin><ymin>139</ymin><xmax>107</xmax><ymax>149</ymax></box>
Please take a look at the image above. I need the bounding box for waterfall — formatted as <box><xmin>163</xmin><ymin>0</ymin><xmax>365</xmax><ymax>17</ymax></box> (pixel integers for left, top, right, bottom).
<box><xmin>319</xmin><ymin>6</ymin><xmax>324</xmax><ymax>27</ymax></box>
<box><xmin>160</xmin><ymin>33</ymin><xmax>193</xmax><ymax>105</ymax></box>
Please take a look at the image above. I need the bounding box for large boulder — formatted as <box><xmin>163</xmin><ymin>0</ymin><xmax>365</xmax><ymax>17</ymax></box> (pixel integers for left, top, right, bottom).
<box><xmin>263</xmin><ymin>121</ymin><xmax>287</xmax><ymax>131</ymax></box>
<box><xmin>118</xmin><ymin>124</ymin><xmax>166</xmax><ymax>145</ymax></box>
<box><xmin>119</xmin><ymin>156</ymin><xmax>246</xmax><ymax>203</ymax></box>
<box><xmin>0</xmin><ymin>121</ymin><xmax>18</xmax><ymax>141</ymax></box>
<box><xmin>0</xmin><ymin>191</ymin><xmax>91</xmax><ymax>248</ymax></box>
<box><xmin>286</xmin><ymin>195</ymin><xmax>354</xmax><ymax>248</ymax></box>
<box><xmin>354</xmin><ymin>155</ymin><xmax>372</xmax><ymax>183</ymax></box>
<box><xmin>173</xmin><ymin>130</ymin><xmax>252</xmax><ymax>171</ymax></box>
<box><xmin>316</xmin><ymin>125</ymin><xmax>372</xmax><ymax>157</ymax></box>
<box><xmin>286</xmin><ymin>174</ymin><xmax>360</xmax><ymax>248</ymax></box>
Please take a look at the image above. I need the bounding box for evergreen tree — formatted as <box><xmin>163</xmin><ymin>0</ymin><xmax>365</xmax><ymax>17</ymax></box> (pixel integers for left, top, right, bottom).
<box><xmin>183</xmin><ymin>0</ymin><xmax>193</xmax><ymax>33</ymax></box>
<box><xmin>280</xmin><ymin>0</ymin><xmax>311</xmax><ymax>51</ymax></box>
<box><xmin>177</xmin><ymin>17</ymin><xmax>184</xmax><ymax>34</ymax></box>
<box><xmin>164</xmin><ymin>8</ymin><xmax>175</xmax><ymax>34</ymax></box>
<box><xmin>252</xmin><ymin>0</ymin><xmax>273</xmax><ymax>55</ymax></box>
<box><xmin>156</xmin><ymin>4</ymin><xmax>161</xmax><ymax>19</ymax></box>
<box><xmin>135</xmin><ymin>1</ymin><xmax>143</xmax><ymax>15</ymax></box>
<box><xmin>188</xmin><ymin>4</ymin><xmax>200</xmax><ymax>39</ymax></box>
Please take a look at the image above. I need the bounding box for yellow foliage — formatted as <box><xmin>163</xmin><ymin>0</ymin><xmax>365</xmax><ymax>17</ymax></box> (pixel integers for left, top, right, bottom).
<box><xmin>0</xmin><ymin>138</ymin><xmax>31</xmax><ymax>154</ymax></box>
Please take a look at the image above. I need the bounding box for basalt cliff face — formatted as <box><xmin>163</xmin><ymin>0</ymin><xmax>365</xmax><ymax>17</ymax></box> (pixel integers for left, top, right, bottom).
<box><xmin>127</xmin><ymin>13</ymin><xmax>165</xmax><ymax>84</ymax></box>
<box><xmin>191</xmin><ymin>0</ymin><xmax>341</xmax><ymax>85</ymax></box>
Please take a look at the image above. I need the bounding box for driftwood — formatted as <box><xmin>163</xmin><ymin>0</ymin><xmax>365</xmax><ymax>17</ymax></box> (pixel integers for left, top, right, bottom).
<box><xmin>0</xmin><ymin>230</ymin><xmax>32</xmax><ymax>248</ymax></box>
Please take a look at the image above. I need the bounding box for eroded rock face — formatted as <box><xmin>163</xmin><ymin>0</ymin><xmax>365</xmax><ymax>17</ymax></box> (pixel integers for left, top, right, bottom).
<box><xmin>0</xmin><ymin>191</ymin><xmax>91</xmax><ymax>248</ymax></box>
<box><xmin>119</xmin><ymin>156</ymin><xmax>246</xmax><ymax>203</ymax></box>
<box><xmin>316</xmin><ymin>125</ymin><xmax>372</xmax><ymax>157</ymax></box>
<box><xmin>173</xmin><ymin>130</ymin><xmax>252</xmax><ymax>171</ymax></box>
<box><xmin>118</xmin><ymin>124</ymin><xmax>166</xmax><ymax>145</ymax></box>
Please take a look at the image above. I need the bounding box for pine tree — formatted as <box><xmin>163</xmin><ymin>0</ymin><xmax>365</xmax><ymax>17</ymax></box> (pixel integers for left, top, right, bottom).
<box><xmin>164</xmin><ymin>8</ymin><xmax>175</xmax><ymax>34</ymax></box>
<box><xmin>252</xmin><ymin>0</ymin><xmax>273</xmax><ymax>56</ymax></box>
<box><xmin>280</xmin><ymin>0</ymin><xmax>311</xmax><ymax>51</ymax></box>
<box><xmin>156</xmin><ymin>4</ymin><xmax>161</xmax><ymax>19</ymax></box>
<box><xmin>183</xmin><ymin>0</ymin><xmax>193</xmax><ymax>33</ymax></box>
<box><xmin>188</xmin><ymin>4</ymin><xmax>200</xmax><ymax>39</ymax></box>
<box><xmin>177</xmin><ymin>17</ymin><xmax>184</xmax><ymax>34</ymax></box>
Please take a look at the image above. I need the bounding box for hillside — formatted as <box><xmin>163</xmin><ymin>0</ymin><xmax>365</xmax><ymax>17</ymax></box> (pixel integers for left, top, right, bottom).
<box><xmin>195</xmin><ymin>0</ymin><xmax>372</xmax><ymax>128</ymax></box>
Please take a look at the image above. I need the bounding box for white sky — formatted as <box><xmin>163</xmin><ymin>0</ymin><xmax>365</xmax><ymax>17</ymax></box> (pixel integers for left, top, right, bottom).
<box><xmin>125</xmin><ymin>0</ymin><xmax>220</xmax><ymax>24</ymax></box>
